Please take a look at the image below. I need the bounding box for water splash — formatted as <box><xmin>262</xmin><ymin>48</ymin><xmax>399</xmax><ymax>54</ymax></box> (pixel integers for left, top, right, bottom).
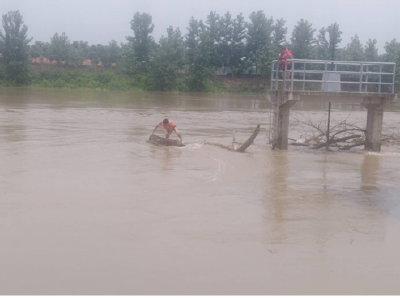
<box><xmin>206</xmin><ymin>156</ymin><xmax>226</xmax><ymax>183</ymax></box>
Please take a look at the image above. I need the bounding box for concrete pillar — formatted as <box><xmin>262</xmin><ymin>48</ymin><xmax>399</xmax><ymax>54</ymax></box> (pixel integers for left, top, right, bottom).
<box><xmin>271</xmin><ymin>91</ymin><xmax>297</xmax><ymax>150</ymax></box>
<box><xmin>364</xmin><ymin>104</ymin><xmax>384</xmax><ymax>152</ymax></box>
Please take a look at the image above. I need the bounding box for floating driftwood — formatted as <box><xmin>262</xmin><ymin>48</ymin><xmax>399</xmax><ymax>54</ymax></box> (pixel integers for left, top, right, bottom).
<box><xmin>148</xmin><ymin>124</ymin><xmax>261</xmax><ymax>153</ymax></box>
<box><xmin>205</xmin><ymin>124</ymin><xmax>261</xmax><ymax>152</ymax></box>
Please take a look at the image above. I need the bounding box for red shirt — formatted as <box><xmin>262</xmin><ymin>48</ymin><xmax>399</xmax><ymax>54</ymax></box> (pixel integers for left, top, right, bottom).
<box><xmin>160</xmin><ymin>120</ymin><xmax>175</xmax><ymax>131</ymax></box>
<box><xmin>278</xmin><ymin>48</ymin><xmax>293</xmax><ymax>68</ymax></box>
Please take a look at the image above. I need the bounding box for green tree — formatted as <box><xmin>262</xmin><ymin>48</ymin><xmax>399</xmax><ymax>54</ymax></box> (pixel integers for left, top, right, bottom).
<box><xmin>30</xmin><ymin>41</ymin><xmax>44</xmax><ymax>58</ymax></box>
<box><xmin>108</xmin><ymin>40</ymin><xmax>120</xmax><ymax>65</ymax></box>
<box><xmin>186</xmin><ymin>17</ymin><xmax>200</xmax><ymax>67</ymax></box>
<box><xmin>291</xmin><ymin>19</ymin><xmax>316</xmax><ymax>59</ymax></box>
<box><xmin>317</xmin><ymin>27</ymin><xmax>329</xmax><ymax>60</ymax></box>
<box><xmin>248</xmin><ymin>44</ymin><xmax>274</xmax><ymax>76</ymax></box>
<box><xmin>88</xmin><ymin>44</ymin><xmax>99</xmax><ymax>66</ymax></box>
<box><xmin>0</xmin><ymin>11</ymin><xmax>31</xmax><ymax>84</ymax></box>
<box><xmin>30</xmin><ymin>41</ymin><xmax>51</xmax><ymax>64</ymax></box>
<box><xmin>244</xmin><ymin>11</ymin><xmax>274</xmax><ymax>76</ymax></box>
<box><xmin>317</xmin><ymin>23</ymin><xmax>342</xmax><ymax>61</ymax></box>
<box><xmin>126</xmin><ymin>12</ymin><xmax>155</xmax><ymax>70</ymax></box>
<box><xmin>67</xmin><ymin>41</ymin><xmax>89</xmax><ymax>66</ymax></box>
<box><xmin>246</xmin><ymin>43</ymin><xmax>274</xmax><ymax>76</ymax></box>
<box><xmin>382</xmin><ymin>39</ymin><xmax>400</xmax><ymax>63</ymax></box>
<box><xmin>217</xmin><ymin>12</ymin><xmax>233</xmax><ymax>73</ymax></box>
<box><xmin>272</xmin><ymin>18</ymin><xmax>287</xmax><ymax>50</ymax></box>
<box><xmin>343</xmin><ymin>34</ymin><xmax>364</xmax><ymax>61</ymax></box>
<box><xmin>230</xmin><ymin>13</ymin><xmax>246</xmax><ymax>75</ymax></box>
<box><xmin>205</xmin><ymin>11</ymin><xmax>220</xmax><ymax>68</ymax></box>
<box><xmin>364</xmin><ymin>39</ymin><xmax>378</xmax><ymax>62</ymax></box>
<box><xmin>382</xmin><ymin>39</ymin><xmax>400</xmax><ymax>90</ymax></box>
<box><xmin>246</xmin><ymin>11</ymin><xmax>274</xmax><ymax>56</ymax></box>
<box><xmin>50</xmin><ymin>32</ymin><xmax>70</xmax><ymax>65</ymax></box>
<box><xmin>151</xmin><ymin>26</ymin><xmax>185</xmax><ymax>90</ymax></box>
<box><xmin>326</xmin><ymin>23</ymin><xmax>342</xmax><ymax>60</ymax></box>
<box><xmin>96</xmin><ymin>44</ymin><xmax>111</xmax><ymax>67</ymax></box>
<box><xmin>118</xmin><ymin>42</ymin><xmax>139</xmax><ymax>75</ymax></box>
<box><xmin>185</xmin><ymin>19</ymin><xmax>213</xmax><ymax>91</ymax></box>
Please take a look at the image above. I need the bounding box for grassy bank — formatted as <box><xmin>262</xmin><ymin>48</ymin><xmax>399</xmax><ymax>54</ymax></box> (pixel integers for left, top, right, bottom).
<box><xmin>0</xmin><ymin>69</ymin><xmax>267</xmax><ymax>94</ymax></box>
<box><xmin>30</xmin><ymin>70</ymin><xmax>135</xmax><ymax>90</ymax></box>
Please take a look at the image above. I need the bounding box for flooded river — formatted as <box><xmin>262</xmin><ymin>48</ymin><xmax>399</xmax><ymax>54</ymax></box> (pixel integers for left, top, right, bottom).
<box><xmin>1</xmin><ymin>88</ymin><xmax>400</xmax><ymax>294</ymax></box>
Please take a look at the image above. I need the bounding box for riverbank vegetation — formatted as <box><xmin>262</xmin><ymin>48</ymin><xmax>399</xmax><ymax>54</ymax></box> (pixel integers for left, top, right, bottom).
<box><xmin>0</xmin><ymin>10</ymin><xmax>400</xmax><ymax>92</ymax></box>
<box><xmin>14</xmin><ymin>69</ymin><xmax>263</xmax><ymax>93</ymax></box>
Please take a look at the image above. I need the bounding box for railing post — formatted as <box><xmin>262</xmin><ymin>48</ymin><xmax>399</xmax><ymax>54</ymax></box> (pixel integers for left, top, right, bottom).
<box><xmin>334</xmin><ymin>63</ymin><xmax>339</xmax><ymax>91</ymax></box>
<box><xmin>283</xmin><ymin>63</ymin><xmax>287</xmax><ymax>91</ymax></box>
<box><xmin>323</xmin><ymin>62</ymin><xmax>328</xmax><ymax>92</ymax></box>
<box><xmin>365</xmin><ymin>65</ymin><xmax>369</xmax><ymax>92</ymax></box>
<box><xmin>275</xmin><ymin>61</ymin><xmax>279</xmax><ymax>91</ymax></box>
<box><xmin>359</xmin><ymin>63</ymin><xmax>364</xmax><ymax>92</ymax></box>
<box><xmin>392</xmin><ymin>64</ymin><xmax>396</xmax><ymax>94</ymax></box>
<box><xmin>270</xmin><ymin>61</ymin><xmax>274</xmax><ymax>91</ymax></box>
<box><xmin>302</xmin><ymin>62</ymin><xmax>306</xmax><ymax>91</ymax></box>
<box><xmin>379</xmin><ymin>64</ymin><xmax>382</xmax><ymax>93</ymax></box>
<box><xmin>291</xmin><ymin>61</ymin><xmax>295</xmax><ymax>90</ymax></box>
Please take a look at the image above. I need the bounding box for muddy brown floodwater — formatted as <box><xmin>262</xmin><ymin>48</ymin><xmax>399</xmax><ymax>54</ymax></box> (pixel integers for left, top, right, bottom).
<box><xmin>1</xmin><ymin>87</ymin><xmax>400</xmax><ymax>294</ymax></box>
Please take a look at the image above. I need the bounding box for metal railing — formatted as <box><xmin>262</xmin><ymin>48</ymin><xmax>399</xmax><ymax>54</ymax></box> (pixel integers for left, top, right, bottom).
<box><xmin>270</xmin><ymin>59</ymin><xmax>396</xmax><ymax>94</ymax></box>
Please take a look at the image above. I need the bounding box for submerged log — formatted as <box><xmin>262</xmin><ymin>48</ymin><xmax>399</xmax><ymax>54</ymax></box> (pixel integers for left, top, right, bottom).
<box><xmin>147</xmin><ymin>135</ymin><xmax>185</xmax><ymax>147</ymax></box>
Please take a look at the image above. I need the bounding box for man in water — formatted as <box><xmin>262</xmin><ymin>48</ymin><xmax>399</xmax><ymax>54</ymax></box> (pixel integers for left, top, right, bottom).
<box><xmin>151</xmin><ymin>118</ymin><xmax>183</xmax><ymax>142</ymax></box>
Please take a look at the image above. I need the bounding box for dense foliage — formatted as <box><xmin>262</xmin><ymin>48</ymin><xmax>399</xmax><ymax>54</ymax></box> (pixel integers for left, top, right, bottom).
<box><xmin>1</xmin><ymin>10</ymin><xmax>400</xmax><ymax>92</ymax></box>
<box><xmin>0</xmin><ymin>11</ymin><xmax>31</xmax><ymax>84</ymax></box>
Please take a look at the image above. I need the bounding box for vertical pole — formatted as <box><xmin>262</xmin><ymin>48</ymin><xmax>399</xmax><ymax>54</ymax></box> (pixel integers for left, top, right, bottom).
<box><xmin>392</xmin><ymin>64</ymin><xmax>396</xmax><ymax>94</ymax></box>
<box><xmin>283</xmin><ymin>63</ymin><xmax>287</xmax><ymax>91</ymax></box>
<box><xmin>331</xmin><ymin>24</ymin><xmax>336</xmax><ymax>61</ymax></box>
<box><xmin>323</xmin><ymin>62</ymin><xmax>328</xmax><ymax>92</ymax></box>
<box><xmin>379</xmin><ymin>64</ymin><xmax>382</xmax><ymax>93</ymax></box>
<box><xmin>291</xmin><ymin>61</ymin><xmax>295</xmax><ymax>90</ymax></box>
<box><xmin>270</xmin><ymin>61</ymin><xmax>274</xmax><ymax>91</ymax></box>
<box><xmin>326</xmin><ymin>102</ymin><xmax>331</xmax><ymax>151</ymax></box>
<box><xmin>365</xmin><ymin>104</ymin><xmax>384</xmax><ymax>152</ymax></box>
<box><xmin>302</xmin><ymin>62</ymin><xmax>306</xmax><ymax>91</ymax></box>
<box><xmin>273</xmin><ymin>99</ymin><xmax>297</xmax><ymax>150</ymax></box>
<box><xmin>359</xmin><ymin>63</ymin><xmax>364</xmax><ymax>92</ymax></box>
<box><xmin>365</xmin><ymin>65</ymin><xmax>369</xmax><ymax>92</ymax></box>
<box><xmin>275</xmin><ymin>61</ymin><xmax>279</xmax><ymax>91</ymax></box>
<box><xmin>334</xmin><ymin>63</ymin><xmax>338</xmax><ymax>90</ymax></box>
<box><xmin>325</xmin><ymin>62</ymin><xmax>336</xmax><ymax>150</ymax></box>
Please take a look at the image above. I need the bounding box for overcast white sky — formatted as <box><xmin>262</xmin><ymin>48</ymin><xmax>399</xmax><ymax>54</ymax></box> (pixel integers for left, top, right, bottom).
<box><xmin>0</xmin><ymin>0</ymin><xmax>399</xmax><ymax>52</ymax></box>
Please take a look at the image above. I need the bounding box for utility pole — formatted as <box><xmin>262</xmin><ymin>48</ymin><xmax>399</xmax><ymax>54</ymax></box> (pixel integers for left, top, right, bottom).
<box><xmin>326</xmin><ymin>23</ymin><xmax>336</xmax><ymax>151</ymax></box>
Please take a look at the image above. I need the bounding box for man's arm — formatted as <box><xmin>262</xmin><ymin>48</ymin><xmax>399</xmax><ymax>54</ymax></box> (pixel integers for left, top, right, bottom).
<box><xmin>275</xmin><ymin>56</ymin><xmax>281</xmax><ymax>67</ymax></box>
<box><xmin>284</xmin><ymin>52</ymin><xmax>293</xmax><ymax>65</ymax></box>
<box><xmin>173</xmin><ymin>127</ymin><xmax>182</xmax><ymax>141</ymax></box>
<box><xmin>151</xmin><ymin>124</ymin><xmax>160</xmax><ymax>135</ymax></box>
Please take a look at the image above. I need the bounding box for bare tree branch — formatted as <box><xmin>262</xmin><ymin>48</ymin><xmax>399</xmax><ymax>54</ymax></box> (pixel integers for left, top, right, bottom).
<box><xmin>288</xmin><ymin>111</ymin><xmax>400</xmax><ymax>151</ymax></box>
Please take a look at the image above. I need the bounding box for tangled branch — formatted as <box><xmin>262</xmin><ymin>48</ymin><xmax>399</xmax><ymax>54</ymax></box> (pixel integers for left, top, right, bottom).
<box><xmin>289</xmin><ymin>111</ymin><xmax>400</xmax><ymax>151</ymax></box>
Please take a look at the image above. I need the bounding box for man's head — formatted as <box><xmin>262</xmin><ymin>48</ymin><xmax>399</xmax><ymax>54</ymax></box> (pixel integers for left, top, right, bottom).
<box><xmin>279</xmin><ymin>45</ymin><xmax>286</xmax><ymax>53</ymax></box>
<box><xmin>163</xmin><ymin>118</ymin><xmax>169</xmax><ymax>125</ymax></box>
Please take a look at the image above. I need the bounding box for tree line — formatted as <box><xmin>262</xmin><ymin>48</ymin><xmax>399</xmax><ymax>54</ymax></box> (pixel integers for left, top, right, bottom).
<box><xmin>0</xmin><ymin>10</ymin><xmax>400</xmax><ymax>91</ymax></box>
